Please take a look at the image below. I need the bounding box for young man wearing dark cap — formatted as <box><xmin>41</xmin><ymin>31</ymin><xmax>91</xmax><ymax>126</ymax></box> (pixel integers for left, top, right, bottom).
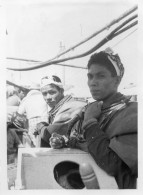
<box><xmin>50</xmin><ymin>48</ymin><xmax>137</xmax><ymax>189</ymax></box>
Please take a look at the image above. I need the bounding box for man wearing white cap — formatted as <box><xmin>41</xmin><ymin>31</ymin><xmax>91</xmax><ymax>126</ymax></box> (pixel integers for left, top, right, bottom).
<box><xmin>35</xmin><ymin>75</ymin><xmax>87</xmax><ymax>147</ymax></box>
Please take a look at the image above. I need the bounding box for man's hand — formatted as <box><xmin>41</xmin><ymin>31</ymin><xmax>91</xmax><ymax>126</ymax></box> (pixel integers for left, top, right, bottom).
<box><xmin>34</xmin><ymin>122</ymin><xmax>49</xmax><ymax>135</ymax></box>
<box><xmin>83</xmin><ymin>101</ymin><xmax>103</xmax><ymax>122</ymax></box>
<box><xmin>49</xmin><ymin>133</ymin><xmax>65</xmax><ymax>149</ymax></box>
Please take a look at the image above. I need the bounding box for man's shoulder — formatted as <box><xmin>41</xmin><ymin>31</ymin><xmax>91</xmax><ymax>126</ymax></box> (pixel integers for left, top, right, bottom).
<box><xmin>122</xmin><ymin>101</ymin><xmax>137</xmax><ymax>115</ymax></box>
<box><xmin>53</xmin><ymin>99</ymin><xmax>87</xmax><ymax>124</ymax></box>
<box><xmin>113</xmin><ymin>101</ymin><xmax>137</xmax><ymax>123</ymax></box>
<box><xmin>61</xmin><ymin>98</ymin><xmax>87</xmax><ymax>110</ymax></box>
<box><xmin>107</xmin><ymin>101</ymin><xmax>138</xmax><ymax>137</ymax></box>
<box><xmin>7</xmin><ymin>95</ymin><xmax>20</xmax><ymax>106</ymax></box>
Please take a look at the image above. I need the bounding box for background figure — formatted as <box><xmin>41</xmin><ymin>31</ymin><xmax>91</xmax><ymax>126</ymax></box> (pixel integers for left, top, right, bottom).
<box><xmin>7</xmin><ymin>85</ymin><xmax>21</xmax><ymax>106</ymax></box>
<box><xmin>7</xmin><ymin>85</ymin><xmax>22</xmax><ymax>163</ymax></box>
<box><xmin>7</xmin><ymin>127</ymin><xmax>23</xmax><ymax>156</ymax></box>
<box><xmin>14</xmin><ymin>86</ymin><xmax>28</xmax><ymax>101</ymax></box>
<box><xmin>7</xmin><ymin>109</ymin><xmax>24</xmax><ymax>164</ymax></box>
<box><xmin>14</xmin><ymin>83</ymin><xmax>48</xmax><ymax>147</ymax></box>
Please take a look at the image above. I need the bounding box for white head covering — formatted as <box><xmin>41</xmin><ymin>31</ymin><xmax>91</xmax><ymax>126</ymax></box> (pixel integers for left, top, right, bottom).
<box><xmin>40</xmin><ymin>75</ymin><xmax>64</xmax><ymax>89</ymax></box>
<box><xmin>104</xmin><ymin>47</ymin><xmax>124</xmax><ymax>79</ymax></box>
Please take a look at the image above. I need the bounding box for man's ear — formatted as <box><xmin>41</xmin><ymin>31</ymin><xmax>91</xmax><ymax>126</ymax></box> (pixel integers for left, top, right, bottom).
<box><xmin>114</xmin><ymin>76</ymin><xmax>121</xmax><ymax>87</ymax></box>
<box><xmin>60</xmin><ymin>88</ymin><xmax>64</xmax><ymax>94</ymax></box>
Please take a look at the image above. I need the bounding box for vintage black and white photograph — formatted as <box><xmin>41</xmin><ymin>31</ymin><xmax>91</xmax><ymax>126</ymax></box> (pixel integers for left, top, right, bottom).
<box><xmin>0</xmin><ymin>0</ymin><xmax>142</xmax><ymax>192</ymax></box>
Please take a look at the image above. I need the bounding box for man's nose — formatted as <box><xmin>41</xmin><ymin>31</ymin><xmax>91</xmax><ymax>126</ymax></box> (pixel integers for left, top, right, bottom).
<box><xmin>90</xmin><ymin>78</ymin><xmax>99</xmax><ymax>86</ymax></box>
<box><xmin>46</xmin><ymin>94</ymin><xmax>52</xmax><ymax>100</ymax></box>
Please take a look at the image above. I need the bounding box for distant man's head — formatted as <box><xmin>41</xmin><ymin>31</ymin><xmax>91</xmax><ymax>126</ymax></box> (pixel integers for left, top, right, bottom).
<box><xmin>87</xmin><ymin>48</ymin><xmax>124</xmax><ymax>101</ymax></box>
<box><xmin>40</xmin><ymin>75</ymin><xmax>64</xmax><ymax>108</ymax></box>
<box><xmin>15</xmin><ymin>87</ymin><xmax>28</xmax><ymax>100</ymax></box>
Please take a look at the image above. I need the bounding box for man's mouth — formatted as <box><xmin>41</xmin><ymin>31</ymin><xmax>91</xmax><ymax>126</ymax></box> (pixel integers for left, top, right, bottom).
<box><xmin>47</xmin><ymin>101</ymin><xmax>54</xmax><ymax>105</ymax></box>
<box><xmin>90</xmin><ymin>89</ymin><xmax>100</xmax><ymax>93</ymax></box>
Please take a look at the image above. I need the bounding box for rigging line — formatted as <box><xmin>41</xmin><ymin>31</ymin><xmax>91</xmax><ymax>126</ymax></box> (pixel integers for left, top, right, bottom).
<box><xmin>7</xmin><ymin>25</ymin><xmax>137</xmax><ymax>71</ymax></box>
<box><xmin>54</xmin><ymin>63</ymin><xmax>87</xmax><ymax>69</ymax></box>
<box><xmin>9</xmin><ymin>17</ymin><xmax>136</xmax><ymax>66</ymax></box>
<box><xmin>113</xmin><ymin>21</ymin><xmax>137</xmax><ymax>38</ymax></box>
<box><xmin>38</xmin><ymin>5</ymin><xmax>138</xmax><ymax>63</ymax></box>
<box><xmin>6</xmin><ymin>80</ymin><xmax>29</xmax><ymax>92</ymax></box>
<box><xmin>6</xmin><ymin>57</ymin><xmax>86</xmax><ymax>69</ymax></box>
<box><xmin>106</xmin><ymin>14</ymin><xmax>137</xmax><ymax>37</ymax></box>
<box><xmin>7</xmin><ymin>15</ymin><xmax>138</xmax><ymax>71</ymax></box>
<box><xmin>112</xmin><ymin>28</ymin><xmax>137</xmax><ymax>48</ymax></box>
<box><xmin>6</xmin><ymin>58</ymin><xmax>40</xmax><ymax>63</ymax></box>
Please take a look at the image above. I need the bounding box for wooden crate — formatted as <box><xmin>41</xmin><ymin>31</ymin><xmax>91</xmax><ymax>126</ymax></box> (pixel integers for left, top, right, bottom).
<box><xmin>15</xmin><ymin>148</ymin><xmax>118</xmax><ymax>189</ymax></box>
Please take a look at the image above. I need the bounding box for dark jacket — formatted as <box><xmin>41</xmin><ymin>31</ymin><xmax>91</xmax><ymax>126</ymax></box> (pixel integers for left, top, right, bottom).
<box><xmin>36</xmin><ymin>97</ymin><xmax>87</xmax><ymax>147</ymax></box>
<box><xmin>84</xmin><ymin>100</ymin><xmax>137</xmax><ymax>189</ymax></box>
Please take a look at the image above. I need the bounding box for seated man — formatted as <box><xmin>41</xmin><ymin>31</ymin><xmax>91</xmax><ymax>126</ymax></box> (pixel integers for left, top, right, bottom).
<box><xmin>14</xmin><ymin>83</ymin><xmax>48</xmax><ymax>147</ymax></box>
<box><xmin>50</xmin><ymin>48</ymin><xmax>137</xmax><ymax>189</ymax></box>
<box><xmin>35</xmin><ymin>75</ymin><xmax>87</xmax><ymax>147</ymax></box>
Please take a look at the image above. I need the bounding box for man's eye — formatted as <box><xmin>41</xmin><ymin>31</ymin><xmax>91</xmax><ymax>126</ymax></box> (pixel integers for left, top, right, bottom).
<box><xmin>98</xmin><ymin>74</ymin><xmax>105</xmax><ymax>78</ymax></box>
<box><xmin>49</xmin><ymin>92</ymin><xmax>55</xmax><ymax>95</ymax></box>
<box><xmin>87</xmin><ymin>74</ymin><xmax>93</xmax><ymax>79</ymax></box>
<box><xmin>42</xmin><ymin>92</ymin><xmax>47</xmax><ymax>96</ymax></box>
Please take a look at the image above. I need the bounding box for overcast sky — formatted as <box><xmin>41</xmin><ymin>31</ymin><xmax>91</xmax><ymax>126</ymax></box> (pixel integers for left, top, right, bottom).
<box><xmin>5</xmin><ymin>0</ymin><xmax>139</xmax><ymax>97</ymax></box>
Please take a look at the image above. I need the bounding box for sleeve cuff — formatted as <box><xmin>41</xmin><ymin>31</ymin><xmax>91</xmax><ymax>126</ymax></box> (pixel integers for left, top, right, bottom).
<box><xmin>37</xmin><ymin>122</ymin><xmax>49</xmax><ymax>132</ymax></box>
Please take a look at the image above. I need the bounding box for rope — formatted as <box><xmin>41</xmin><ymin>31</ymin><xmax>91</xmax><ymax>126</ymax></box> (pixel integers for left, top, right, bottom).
<box><xmin>7</xmin><ymin>14</ymin><xmax>138</xmax><ymax>71</ymax></box>
<box><xmin>41</xmin><ymin>5</ymin><xmax>138</xmax><ymax>62</ymax></box>
<box><xmin>6</xmin><ymin>57</ymin><xmax>87</xmax><ymax>69</ymax></box>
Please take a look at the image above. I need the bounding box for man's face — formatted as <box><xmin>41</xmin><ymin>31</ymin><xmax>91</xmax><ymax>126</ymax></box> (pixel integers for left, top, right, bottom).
<box><xmin>19</xmin><ymin>91</ymin><xmax>26</xmax><ymax>100</ymax></box>
<box><xmin>87</xmin><ymin>64</ymin><xmax>118</xmax><ymax>101</ymax></box>
<box><xmin>41</xmin><ymin>84</ymin><xmax>64</xmax><ymax>108</ymax></box>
